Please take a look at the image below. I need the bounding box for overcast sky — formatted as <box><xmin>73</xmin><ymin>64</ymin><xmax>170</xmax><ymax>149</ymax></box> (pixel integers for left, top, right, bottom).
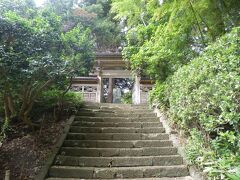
<box><xmin>35</xmin><ymin>0</ymin><xmax>45</xmax><ymax>7</ymax></box>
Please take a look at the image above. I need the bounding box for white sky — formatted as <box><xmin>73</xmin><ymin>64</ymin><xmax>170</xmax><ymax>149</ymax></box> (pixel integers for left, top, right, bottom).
<box><xmin>35</xmin><ymin>0</ymin><xmax>45</xmax><ymax>7</ymax></box>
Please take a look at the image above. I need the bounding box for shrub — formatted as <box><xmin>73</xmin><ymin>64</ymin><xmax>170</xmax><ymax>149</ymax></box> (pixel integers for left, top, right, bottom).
<box><xmin>168</xmin><ymin>27</ymin><xmax>239</xmax><ymax>132</ymax></box>
<box><xmin>62</xmin><ymin>91</ymin><xmax>84</xmax><ymax>113</ymax></box>
<box><xmin>149</xmin><ymin>81</ymin><xmax>169</xmax><ymax>109</ymax></box>
<box><xmin>152</xmin><ymin>27</ymin><xmax>240</xmax><ymax>178</ymax></box>
<box><xmin>121</xmin><ymin>92</ymin><xmax>132</xmax><ymax>104</ymax></box>
<box><xmin>31</xmin><ymin>89</ymin><xmax>83</xmax><ymax>121</ymax></box>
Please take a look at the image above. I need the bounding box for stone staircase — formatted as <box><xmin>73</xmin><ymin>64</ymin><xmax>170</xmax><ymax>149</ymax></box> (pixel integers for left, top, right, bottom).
<box><xmin>45</xmin><ymin>103</ymin><xmax>192</xmax><ymax>180</ymax></box>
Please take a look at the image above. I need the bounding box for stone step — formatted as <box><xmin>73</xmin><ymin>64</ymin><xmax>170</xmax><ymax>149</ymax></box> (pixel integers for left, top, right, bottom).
<box><xmin>79</xmin><ymin>108</ymin><xmax>154</xmax><ymax>113</ymax></box>
<box><xmin>49</xmin><ymin>165</ymin><xmax>189</xmax><ymax>178</ymax></box>
<box><xmin>83</xmin><ymin>103</ymin><xmax>150</xmax><ymax>109</ymax></box>
<box><xmin>46</xmin><ymin>177</ymin><xmax>193</xmax><ymax>180</ymax></box>
<box><xmin>62</xmin><ymin>140</ymin><xmax>172</xmax><ymax>148</ymax></box>
<box><xmin>69</xmin><ymin>127</ymin><xmax>166</xmax><ymax>133</ymax></box>
<box><xmin>75</xmin><ymin>116</ymin><xmax>159</xmax><ymax>122</ymax></box>
<box><xmin>59</xmin><ymin>147</ymin><xmax>178</xmax><ymax>157</ymax></box>
<box><xmin>77</xmin><ymin>112</ymin><xmax>156</xmax><ymax>118</ymax></box>
<box><xmin>54</xmin><ymin>155</ymin><xmax>183</xmax><ymax>167</ymax></box>
<box><xmin>71</xmin><ymin>121</ymin><xmax>162</xmax><ymax>128</ymax></box>
<box><xmin>43</xmin><ymin>103</ymin><xmax>191</xmax><ymax>180</ymax></box>
<box><xmin>66</xmin><ymin>133</ymin><xmax>169</xmax><ymax>140</ymax></box>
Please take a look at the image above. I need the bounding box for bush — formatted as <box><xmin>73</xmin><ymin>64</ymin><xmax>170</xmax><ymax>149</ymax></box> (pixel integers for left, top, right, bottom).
<box><xmin>31</xmin><ymin>89</ymin><xmax>83</xmax><ymax>121</ymax></box>
<box><xmin>149</xmin><ymin>81</ymin><xmax>169</xmax><ymax>109</ymax></box>
<box><xmin>62</xmin><ymin>91</ymin><xmax>84</xmax><ymax>113</ymax></box>
<box><xmin>121</xmin><ymin>92</ymin><xmax>132</xmax><ymax>104</ymax></box>
<box><xmin>151</xmin><ymin>27</ymin><xmax>240</xmax><ymax>179</ymax></box>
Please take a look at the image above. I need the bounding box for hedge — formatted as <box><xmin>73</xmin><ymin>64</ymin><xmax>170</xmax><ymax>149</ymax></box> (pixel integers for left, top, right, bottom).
<box><xmin>151</xmin><ymin>27</ymin><xmax>240</xmax><ymax>178</ymax></box>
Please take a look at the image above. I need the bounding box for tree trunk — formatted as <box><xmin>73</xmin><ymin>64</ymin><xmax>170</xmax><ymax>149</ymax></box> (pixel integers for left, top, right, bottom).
<box><xmin>56</xmin><ymin>77</ymin><xmax>73</xmax><ymax>121</ymax></box>
<box><xmin>3</xmin><ymin>94</ymin><xmax>11</xmax><ymax>121</ymax></box>
<box><xmin>18</xmin><ymin>79</ymin><xmax>54</xmax><ymax>127</ymax></box>
<box><xmin>2</xmin><ymin>80</ymin><xmax>16</xmax><ymax>119</ymax></box>
<box><xmin>7</xmin><ymin>93</ymin><xmax>15</xmax><ymax>115</ymax></box>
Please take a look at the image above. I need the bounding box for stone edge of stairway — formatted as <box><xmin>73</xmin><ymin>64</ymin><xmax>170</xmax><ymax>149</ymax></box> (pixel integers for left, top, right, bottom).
<box><xmin>153</xmin><ymin>107</ymin><xmax>205</xmax><ymax>180</ymax></box>
<box><xmin>35</xmin><ymin>115</ymin><xmax>76</xmax><ymax>180</ymax></box>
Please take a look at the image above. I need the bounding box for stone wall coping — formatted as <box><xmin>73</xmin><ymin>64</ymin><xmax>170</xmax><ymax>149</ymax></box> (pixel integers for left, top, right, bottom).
<box><xmin>34</xmin><ymin>115</ymin><xmax>75</xmax><ymax>180</ymax></box>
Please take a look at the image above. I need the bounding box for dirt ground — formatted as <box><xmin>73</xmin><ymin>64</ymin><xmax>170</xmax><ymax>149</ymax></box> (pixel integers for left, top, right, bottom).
<box><xmin>0</xmin><ymin>119</ymin><xmax>66</xmax><ymax>180</ymax></box>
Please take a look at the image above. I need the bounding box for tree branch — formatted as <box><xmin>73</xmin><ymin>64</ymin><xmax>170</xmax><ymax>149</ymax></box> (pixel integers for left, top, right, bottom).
<box><xmin>189</xmin><ymin>0</ymin><xmax>206</xmax><ymax>46</ymax></box>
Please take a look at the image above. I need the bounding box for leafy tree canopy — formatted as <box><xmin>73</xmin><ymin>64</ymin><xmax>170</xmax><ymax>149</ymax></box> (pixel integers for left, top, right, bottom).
<box><xmin>45</xmin><ymin>0</ymin><xmax>123</xmax><ymax>51</ymax></box>
<box><xmin>111</xmin><ymin>0</ymin><xmax>240</xmax><ymax>80</ymax></box>
<box><xmin>0</xmin><ymin>0</ymin><xmax>94</xmax><ymax>126</ymax></box>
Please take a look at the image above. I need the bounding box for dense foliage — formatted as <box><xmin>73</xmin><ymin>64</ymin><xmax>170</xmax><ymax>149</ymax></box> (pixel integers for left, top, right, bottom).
<box><xmin>112</xmin><ymin>0</ymin><xmax>240</xmax><ymax>78</ymax></box>
<box><xmin>161</xmin><ymin>28</ymin><xmax>239</xmax><ymax>178</ymax></box>
<box><xmin>79</xmin><ymin>0</ymin><xmax>122</xmax><ymax>50</ymax></box>
<box><xmin>111</xmin><ymin>0</ymin><xmax>240</xmax><ymax>179</ymax></box>
<box><xmin>121</xmin><ymin>92</ymin><xmax>132</xmax><ymax>104</ymax></box>
<box><xmin>46</xmin><ymin>0</ymin><xmax>122</xmax><ymax>51</ymax></box>
<box><xmin>0</xmin><ymin>0</ymin><xmax>95</xmax><ymax>131</ymax></box>
<box><xmin>0</xmin><ymin>10</ymin><xmax>93</xmax><ymax>124</ymax></box>
<box><xmin>0</xmin><ymin>0</ymin><xmax>122</xmax><ymax>138</ymax></box>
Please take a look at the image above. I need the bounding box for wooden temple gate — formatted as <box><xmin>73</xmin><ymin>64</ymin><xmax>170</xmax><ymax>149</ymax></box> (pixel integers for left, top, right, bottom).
<box><xmin>71</xmin><ymin>53</ymin><xmax>154</xmax><ymax>104</ymax></box>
